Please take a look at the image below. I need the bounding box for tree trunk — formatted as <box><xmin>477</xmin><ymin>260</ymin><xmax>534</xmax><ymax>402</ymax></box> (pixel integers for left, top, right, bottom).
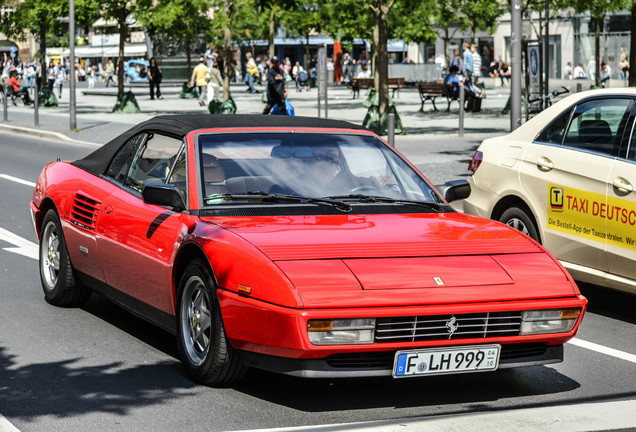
<box><xmin>630</xmin><ymin>0</ymin><xmax>636</xmax><ymax>87</ymax></box>
<box><xmin>372</xmin><ymin>3</ymin><xmax>389</xmax><ymax>117</ymax></box>
<box><xmin>443</xmin><ymin>28</ymin><xmax>450</xmax><ymax>70</ymax></box>
<box><xmin>223</xmin><ymin>0</ymin><xmax>233</xmax><ymax>101</ymax></box>
<box><xmin>595</xmin><ymin>16</ymin><xmax>601</xmax><ymax>87</ymax></box>
<box><xmin>185</xmin><ymin>34</ymin><xmax>192</xmax><ymax>74</ymax></box>
<box><xmin>117</xmin><ymin>11</ymin><xmax>127</xmax><ymax>94</ymax></box>
<box><xmin>268</xmin><ymin>8</ymin><xmax>276</xmax><ymax>60</ymax></box>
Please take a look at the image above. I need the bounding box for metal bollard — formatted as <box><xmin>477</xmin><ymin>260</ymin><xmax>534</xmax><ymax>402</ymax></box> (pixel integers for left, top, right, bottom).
<box><xmin>388</xmin><ymin>113</ymin><xmax>395</xmax><ymax>147</ymax></box>
<box><xmin>3</xmin><ymin>86</ymin><xmax>7</xmax><ymax>122</ymax></box>
<box><xmin>34</xmin><ymin>84</ymin><xmax>39</xmax><ymax>126</ymax></box>
<box><xmin>458</xmin><ymin>85</ymin><xmax>464</xmax><ymax>137</ymax></box>
<box><xmin>576</xmin><ymin>83</ymin><xmax>582</xmax><ymax>93</ymax></box>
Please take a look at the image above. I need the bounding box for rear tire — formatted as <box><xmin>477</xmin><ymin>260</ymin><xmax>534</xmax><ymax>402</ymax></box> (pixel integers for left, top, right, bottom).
<box><xmin>39</xmin><ymin>209</ymin><xmax>91</xmax><ymax>306</ymax></box>
<box><xmin>499</xmin><ymin>206</ymin><xmax>541</xmax><ymax>243</ymax></box>
<box><xmin>176</xmin><ymin>259</ymin><xmax>245</xmax><ymax>386</ymax></box>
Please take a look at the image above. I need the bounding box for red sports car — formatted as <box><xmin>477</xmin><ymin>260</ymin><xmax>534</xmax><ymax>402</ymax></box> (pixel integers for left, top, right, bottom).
<box><xmin>31</xmin><ymin>115</ymin><xmax>587</xmax><ymax>385</ymax></box>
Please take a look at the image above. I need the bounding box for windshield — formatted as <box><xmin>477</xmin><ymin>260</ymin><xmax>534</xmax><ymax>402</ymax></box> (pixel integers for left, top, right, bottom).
<box><xmin>197</xmin><ymin>132</ymin><xmax>442</xmax><ymax>209</ymax></box>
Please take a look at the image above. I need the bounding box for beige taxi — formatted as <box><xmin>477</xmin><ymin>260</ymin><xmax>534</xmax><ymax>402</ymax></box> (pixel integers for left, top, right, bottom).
<box><xmin>464</xmin><ymin>88</ymin><xmax>636</xmax><ymax>294</ymax></box>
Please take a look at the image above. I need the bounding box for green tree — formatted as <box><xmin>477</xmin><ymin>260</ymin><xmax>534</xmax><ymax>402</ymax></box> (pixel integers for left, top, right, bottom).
<box><xmin>456</xmin><ymin>0</ymin><xmax>504</xmax><ymax>43</ymax></box>
<box><xmin>280</xmin><ymin>0</ymin><xmax>325</xmax><ymax>67</ymax></box>
<box><xmin>0</xmin><ymin>0</ymin><xmax>68</xmax><ymax>87</ymax></box>
<box><xmin>136</xmin><ymin>0</ymin><xmax>211</xmax><ymax>75</ymax></box>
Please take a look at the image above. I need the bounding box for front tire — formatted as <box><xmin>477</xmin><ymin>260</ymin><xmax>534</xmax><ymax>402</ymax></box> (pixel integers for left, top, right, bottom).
<box><xmin>499</xmin><ymin>206</ymin><xmax>541</xmax><ymax>243</ymax></box>
<box><xmin>176</xmin><ymin>260</ymin><xmax>245</xmax><ymax>386</ymax></box>
<box><xmin>39</xmin><ymin>209</ymin><xmax>91</xmax><ymax>306</ymax></box>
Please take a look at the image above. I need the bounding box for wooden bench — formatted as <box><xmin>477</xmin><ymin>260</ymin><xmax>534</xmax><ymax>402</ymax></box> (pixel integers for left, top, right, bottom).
<box><xmin>417</xmin><ymin>82</ymin><xmax>461</xmax><ymax>112</ymax></box>
<box><xmin>351</xmin><ymin>77</ymin><xmax>404</xmax><ymax>99</ymax></box>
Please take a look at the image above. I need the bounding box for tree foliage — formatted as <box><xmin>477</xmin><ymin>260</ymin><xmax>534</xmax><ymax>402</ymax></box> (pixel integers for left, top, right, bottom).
<box><xmin>0</xmin><ymin>0</ymin><xmax>68</xmax><ymax>85</ymax></box>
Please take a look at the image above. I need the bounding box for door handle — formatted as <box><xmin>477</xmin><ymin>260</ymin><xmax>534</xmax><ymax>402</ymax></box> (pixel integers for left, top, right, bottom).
<box><xmin>613</xmin><ymin>177</ymin><xmax>633</xmax><ymax>194</ymax></box>
<box><xmin>537</xmin><ymin>156</ymin><xmax>554</xmax><ymax>172</ymax></box>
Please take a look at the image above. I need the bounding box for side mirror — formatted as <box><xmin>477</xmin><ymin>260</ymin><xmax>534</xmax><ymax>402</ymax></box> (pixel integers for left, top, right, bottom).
<box><xmin>142</xmin><ymin>183</ymin><xmax>187</xmax><ymax>210</ymax></box>
<box><xmin>435</xmin><ymin>179</ymin><xmax>471</xmax><ymax>203</ymax></box>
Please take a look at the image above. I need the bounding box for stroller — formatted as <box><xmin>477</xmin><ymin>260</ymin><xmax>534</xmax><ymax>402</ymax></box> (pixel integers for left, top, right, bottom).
<box><xmin>296</xmin><ymin>70</ymin><xmax>309</xmax><ymax>92</ymax></box>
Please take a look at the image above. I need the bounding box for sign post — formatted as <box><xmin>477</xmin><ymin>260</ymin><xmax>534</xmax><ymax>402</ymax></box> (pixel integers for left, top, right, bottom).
<box><xmin>526</xmin><ymin>40</ymin><xmax>542</xmax><ymax>118</ymax></box>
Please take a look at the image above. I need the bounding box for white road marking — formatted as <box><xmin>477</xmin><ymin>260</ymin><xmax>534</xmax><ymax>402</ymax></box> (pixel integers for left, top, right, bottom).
<box><xmin>0</xmin><ymin>415</ymin><xmax>20</xmax><ymax>432</ymax></box>
<box><xmin>0</xmin><ymin>227</ymin><xmax>38</xmax><ymax>260</ymax></box>
<box><xmin>235</xmin><ymin>399</ymin><xmax>636</xmax><ymax>431</ymax></box>
<box><xmin>568</xmin><ymin>337</ymin><xmax>636</xmax><ymax>364</ymax></box>
<box><xmin>0</xmin><ymin>174</ymin><xmax>36</xmax><ymax>188</ymax></box>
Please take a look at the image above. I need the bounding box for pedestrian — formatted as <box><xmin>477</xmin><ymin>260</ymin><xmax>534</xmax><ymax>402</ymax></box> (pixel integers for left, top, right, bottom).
<box><xmin>8</xmin><ymin>70</ymin><xmax>32</xmax><ymax>105</ymax></box>
<box><xmin>148</xmin><ymin>57</ymin><xmax>163</xmax><ymax>100</ymax></box>
<box><xmin>55</xmin><ymin>64</ymin><xmax>65</xmax><ymax>98</ymax></box>
<box><xmin>105</xmin><ymin>59</ymin><xmax>116</xmax><ymax>87</ymax></box>
<box><xmin>563</xmin><ymin>61</ymin><xmax>573</xmax><ymax>79</ymax></box>
<box><xmin>86</xmin><ymin>64</ymin><xmax>95</xmax><ymax>88</ymax></box>
<box><xmin>356</xmin><ymin>61</ymin><xmax>371</xmax><ymax>78</ymax></box>
<box><xmin>204</xmin><ymin>43</ymin><xmax>216</xmax><ymax>69</ymax></box>
<box><xmin>471</xmin><ymin>43</ymin><xmax>481</xmax><ymax>84</ymax></box>
<box><xmin>600</xmin><ymin>62</ymin><xmax>611</xmax><ymax>87</ymax></box>
<box><xmin>244</xmin><ymin>52</ymin><xmax>259</xmax><ymax>93</ymax></box>
<box><xmin>46</xmin><ymin>61</ymin><xmax>56</xmax><ymax>89</ymax></box>
<box><xmin>206</xmin><ymin>59</ymin><xmax>223</xmax><ymax>103</ymax></box>
<box><xmin>262</xmin><ymin>56</ymin><xmax>287</xmax><ymax>115</ymax></box>
<box><xmin>462</xmin><ymin>42</ymin><xmax>473</xmax><ymax>83</ymax></box>
<box><xmin>190</xmin><ymin>56</ymin><xmax>208</xmax><ymax>106</ymax></box>
<box><xmin>23</xmin><ymin>63</ymin><xmax>35</xmax><ymax>94</ymax></box>
<box><xmin>618</xmin><ymin>54</ymin><xmax>629</xmax><ymax>80</ymax></box>
<box><xmin>573</xmin><ymin>63</ymin><xmax>587</xmax><ymax>79</ymax></box>
<box><xmin>586</xmin><ymin>56</ymin><xmax>596</xmax><ymax>81</ymax></box>
<box><xmin>342</xmin><ymin>53</ymin><xmax>355</xmax><ymax>85</ymax></box>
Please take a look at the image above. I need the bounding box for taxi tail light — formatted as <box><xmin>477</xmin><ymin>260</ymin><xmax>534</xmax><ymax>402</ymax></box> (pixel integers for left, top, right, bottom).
<box><xmin>468</xmin><ymin>151</ymin><xmax>483</xmax><ymax>176</ymax></box>
<box><xmin>520</xmin><ymin>308</ymin><xmax>581</xmax><ymax>335</ymax></box>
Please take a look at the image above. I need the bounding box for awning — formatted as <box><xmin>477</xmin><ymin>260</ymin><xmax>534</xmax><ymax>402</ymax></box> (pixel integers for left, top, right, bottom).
<box><xmin>103</xmin><ymin>44</ymin><xmax>147</xmax><ymax>57</ymax></box>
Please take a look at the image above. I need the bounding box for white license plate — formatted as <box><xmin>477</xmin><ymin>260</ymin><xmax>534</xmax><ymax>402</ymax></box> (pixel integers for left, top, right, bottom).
<box><xmin>393</xmin><ymin>345</ymin><xmax>500</xmax><ymax>378</ymax></box>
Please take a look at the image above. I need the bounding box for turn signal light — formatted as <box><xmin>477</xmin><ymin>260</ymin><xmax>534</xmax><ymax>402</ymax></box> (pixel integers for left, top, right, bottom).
<box><xmin>237</xmin><ymin>284</ymin><xmax>252</xmax><ymax>296</ymax></box>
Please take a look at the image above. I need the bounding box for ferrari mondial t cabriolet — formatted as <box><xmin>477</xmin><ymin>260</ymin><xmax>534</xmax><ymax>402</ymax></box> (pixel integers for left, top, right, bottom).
<box><xmin>31</xmin><ymin>115</ymin><xmax>587</xmax><ymax>385</ymax></box>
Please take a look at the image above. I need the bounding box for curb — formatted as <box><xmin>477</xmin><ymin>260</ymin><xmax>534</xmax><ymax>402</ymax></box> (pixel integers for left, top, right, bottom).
<box><xmin>0</xmin><ymin>123</ymin><xmax>98</xmax><ymax>147</ymax></box>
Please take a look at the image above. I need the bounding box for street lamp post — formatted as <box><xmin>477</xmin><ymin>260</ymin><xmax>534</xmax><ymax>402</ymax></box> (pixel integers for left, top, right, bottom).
<box><xmin>510</xmin><ymin>0</ymin><xmax>522</xmax><ymax>131</ymax></box>
<box><xmin>69</xmin><ymin>0</ymin><xmax>76</xmax><ymax>130</ymax></box>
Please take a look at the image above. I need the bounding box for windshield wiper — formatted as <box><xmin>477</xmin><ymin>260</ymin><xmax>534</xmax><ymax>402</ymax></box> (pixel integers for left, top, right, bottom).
<box><xmin>205</xmin><ymin>191</ymin><xmax>352</xmax><ymax>212</ymax></box>
<box><xmin>327</xmin><ymin>194</ymin><xmax>446</xmax><ymax>212</ymax></box>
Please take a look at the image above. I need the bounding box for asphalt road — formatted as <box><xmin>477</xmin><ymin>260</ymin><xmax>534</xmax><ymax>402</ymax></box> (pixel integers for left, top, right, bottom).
<box><xmin>0</xmin><ymin>132</ymin><xmax>635</xmax><ymax>432</ymax></box>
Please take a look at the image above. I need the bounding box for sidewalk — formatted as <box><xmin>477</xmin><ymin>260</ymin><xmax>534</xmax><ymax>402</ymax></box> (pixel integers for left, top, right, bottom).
<box><xmin>0</xmin><ymin>79</ymin><xmax>513</xmax><ymax>184</ymax></box>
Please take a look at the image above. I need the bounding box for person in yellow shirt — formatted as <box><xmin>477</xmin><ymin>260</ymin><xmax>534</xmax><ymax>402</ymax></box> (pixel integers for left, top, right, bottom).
<box><xmin>190</xmin><ymin>57</ymin><xmax>209</xmax><ymax>106</ymax></box>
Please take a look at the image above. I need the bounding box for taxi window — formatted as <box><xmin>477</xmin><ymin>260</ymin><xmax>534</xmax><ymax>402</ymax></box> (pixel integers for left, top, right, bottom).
<box><xmin>536</xmin><ymin>108</ymin><xmax>571</xmax><ymax>144</ymax></box>
<box><xmin>628</xmin><ymin>126</ymin><xmax>636</xmax><ymax>162</ymax></box>
<box><xmin>562</xmin><ymin>98</ymin><xmax>630</xmax><ymax>155</ymax></box>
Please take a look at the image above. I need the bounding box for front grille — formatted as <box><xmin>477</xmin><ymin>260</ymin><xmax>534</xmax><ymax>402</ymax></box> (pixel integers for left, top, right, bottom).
<box><xmin>375</xmin><ymin>311</ymin><xmax>522</xmax><ymax>343</ymax></box>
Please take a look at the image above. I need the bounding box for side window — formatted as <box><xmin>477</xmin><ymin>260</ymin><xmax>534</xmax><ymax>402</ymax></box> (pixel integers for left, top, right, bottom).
<box><xmin>628</xmin><ymin>121</ymin><xmax>636</xmax><ymax>162</ymax></box>
<box><xmin>536</xmin><ymin>108</ymin><xmax>571</xmax><ymax>145</ymax></box>
<box><xmin>126</xmin><ymin>134</ymin><xmax>182</xmax><ymax>192</ymax></box>
<box><xmin>106</xmin><ymin>133</ymin><xmax>147</xmax><ymax>183</ymax></box>
<box><xmin>562</xmin><ymin>98</ymin><xmax>631</xmax><ymax>155</ymax></box>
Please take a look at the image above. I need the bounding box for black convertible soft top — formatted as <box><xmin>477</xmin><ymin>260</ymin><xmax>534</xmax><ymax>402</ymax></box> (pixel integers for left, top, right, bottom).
<box><xmin>72</xmin><ymin>114</ymin><xmax>368</xmax><ymax>176</ymax></box>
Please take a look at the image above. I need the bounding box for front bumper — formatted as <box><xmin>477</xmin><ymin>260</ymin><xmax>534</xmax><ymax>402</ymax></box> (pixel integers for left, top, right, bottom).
<box><xmin>240</xmin><ymin>343</ymin><xmax>563</xmax><ymax>378</ymax></box>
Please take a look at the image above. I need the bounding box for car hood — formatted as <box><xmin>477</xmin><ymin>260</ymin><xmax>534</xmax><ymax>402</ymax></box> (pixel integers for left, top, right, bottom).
<box><xmin>201</xmin><ymin>212</ymin><xmax>575</xmax><ymax>307</ymax></box>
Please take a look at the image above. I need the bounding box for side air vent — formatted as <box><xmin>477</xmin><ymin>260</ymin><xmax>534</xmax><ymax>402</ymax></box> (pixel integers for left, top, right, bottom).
<box><xmin>70</xmin><ymin>193</ymin><xmax>100</xmax><ymax>230</ymax></box>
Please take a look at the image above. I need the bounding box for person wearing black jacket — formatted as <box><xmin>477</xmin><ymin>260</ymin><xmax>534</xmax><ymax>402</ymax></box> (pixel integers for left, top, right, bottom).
<box><xmin>148</xmin><ymin>57</ymin><xmax>163</xmax><ymax>100</ymax></box>
<box><xmin>262</xmin><ymin>56</ymin><xmax>287</xmax><ymax>115</ymax></box>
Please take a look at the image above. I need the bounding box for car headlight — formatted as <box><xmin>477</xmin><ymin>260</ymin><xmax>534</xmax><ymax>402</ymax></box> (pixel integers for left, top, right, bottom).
<box><xmin>520</xmin><ymin>308</ymin><xmax>581</xmax><ymax>335</ymax></box>
<box><xmin>307</xmin><ymin>318</ymin><xmax>376</xmax><ymax>345</ymax></box>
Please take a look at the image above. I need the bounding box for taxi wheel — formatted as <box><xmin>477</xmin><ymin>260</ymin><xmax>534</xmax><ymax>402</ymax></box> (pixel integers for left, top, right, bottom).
<box><xmin>499</xmin><ymin>206</ymin><xmax>540</xmax><ymax>243</ymax></box>
<box><xmin>176</xmin><ymin>259</ymin><xmax>246</xmax><ymax>386</ymax></box>
<box><xmin>39</xmin><ymin>209</ymin><xmax>92</xmax><ymax>306</ymax></box>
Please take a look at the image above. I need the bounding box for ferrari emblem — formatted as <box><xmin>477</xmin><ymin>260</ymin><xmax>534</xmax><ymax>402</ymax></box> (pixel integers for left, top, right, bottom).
<box><xmin>433</xmin><ymin>277</ymin><xmax>445</xmax><ymax>286</ymax></box>
<box><xmin>446</xmin><ymin>317</ymin><xmax>459</xmax><ymax>338</ymax></box>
